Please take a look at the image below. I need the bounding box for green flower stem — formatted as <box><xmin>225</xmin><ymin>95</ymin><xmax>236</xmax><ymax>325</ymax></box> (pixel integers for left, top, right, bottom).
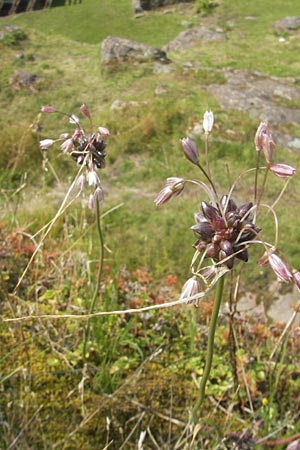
<box><xmin>192</xmin><ymin>275</ymin><xmax>225</xmax><ymax>423</ymax></box>
<box><xmin>82</xmin><ymin>200</ymin><xmax>104</xmax><ymax>361</ymax></box>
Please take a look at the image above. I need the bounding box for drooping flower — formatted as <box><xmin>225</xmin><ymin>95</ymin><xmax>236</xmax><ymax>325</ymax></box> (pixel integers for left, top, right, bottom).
<box><xmin>41</xmin><ymin>105</ymin><xmax>57</xmax><ymax>113</ymax></box>
<box><xmin>254</xmin><ymin>120</ymin><xmax>275</xmax><ymax>163</ymax></box>
<box><xmin>270</xmin><ymin>163</ymin><xmax>296</xmax><ymax>178</ymax></box>
<box><xmin>203</xmin><ymin>110</ymin><xmax>214</xmax><ymax>134</ymax></box>
<box><xmin>268</xmin><ymin>253</ymin><xmax>292</xmax><ymax>282</ymax></box>
<box><xmin>155</xmin><ymin>177</ymin><xmax>185</xmax><ymax>206</ymax></box>
<box><xmin>191</xmin><ymin>196</ymin><xmax>261</xmax><ymax>269</ymax></box>
<box><xmin>39</xmin><ymin>139</ymin><xmax>55</xmax><ymax>149</ymax></box>
<box><xmin>180</xmin><ymin>277</ymin><xmax>201</xmax><ymax>303</ymax></box>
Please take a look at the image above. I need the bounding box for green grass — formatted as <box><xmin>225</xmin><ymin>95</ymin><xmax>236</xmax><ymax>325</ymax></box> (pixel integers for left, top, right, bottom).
<box><xmin>2</xmin><ymin>0</ymin><xmax>300</xmax><ymax>447</ymax></box>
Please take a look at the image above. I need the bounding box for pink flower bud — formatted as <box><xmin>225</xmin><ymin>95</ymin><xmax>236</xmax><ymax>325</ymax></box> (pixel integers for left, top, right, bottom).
<box><xmin>41</xmin><ymin>105</ymin><xmax>57</xmax><ymax>113</ymax></box>
<box><xmin>254</xmin><ymin>120</ymin><xmax>275</xmax><ymax>163</ymax></box>
<box><xmin>268</xmin><ymin>253</ymin><xmax>292</xmax><ymax>283</ymax></box>
<box><xmin>80</xmin><ymin>103</ymin><xmax>91</xmax><ymax>120</ymax></box>
<box><xmin>181</xmin><ymin>137</ymin><xmax>199</xmax><ymax>164</ymax></box>
<box><xmin>203</xmin><ymin>110</ymin><xmax>214</xmax><ymax>134</ymax></box>
<box><xmin>270</xmin><ymin>163</ymin><xmax>296</xmax><ymax>178</ymax></box>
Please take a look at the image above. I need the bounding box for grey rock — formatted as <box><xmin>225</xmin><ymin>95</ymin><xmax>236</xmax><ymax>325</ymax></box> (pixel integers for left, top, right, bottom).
<box><xmin>9</xmin><ymin>70</ymin><xmax>37</xmax><ymax>91</ymax></box>
<box><xmin>162</xmin><ymin>27</ymin><xmax>226</xmax><ymax>53</ymax></box>
<box><xmin>141</xmin><ymin>0</ymin><xmax>191</xmax><ymax>10</ymax></box>
<box><xmin>272</xmin><ymin>16</ymin><xmax>300</xmax><ymax>33</ymax></box>
<box><xmin>207</xmin><ymin>70</ymin><xmax>300</xmax><ymax>150</ymax></box>
<box><xmin>101</xmin><ymin>36</ymin><xmax>169</xmax><ymax>65</ymax></box>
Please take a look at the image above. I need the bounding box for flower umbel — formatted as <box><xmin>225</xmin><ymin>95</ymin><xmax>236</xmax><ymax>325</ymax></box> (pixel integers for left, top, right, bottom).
<box><xmin>40</xmin><ymin>104</ymin><xmax>109</xmax><ymax>208</ymax></box>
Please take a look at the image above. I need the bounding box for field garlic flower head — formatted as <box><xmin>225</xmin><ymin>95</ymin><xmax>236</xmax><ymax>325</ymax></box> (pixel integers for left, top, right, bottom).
<box><xmin>40</xmin><ymin>103</ymin><xmax>109</xmax><ymax>209</ymax></box>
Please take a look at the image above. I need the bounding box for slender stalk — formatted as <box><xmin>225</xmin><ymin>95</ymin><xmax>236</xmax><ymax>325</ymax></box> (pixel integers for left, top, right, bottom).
<box><xmin>82</xmin><ymin>200</ymin><xmax>104</xmax><ymax>361</ymax></box>
<box><xmin>204</xmin><ymin>134</ymin><xmax>211</xmax><ymax>179</ymax></box>
<box><xmin>192</xmin><ymin>275</ymin><xmax>225</xmax><ymax>423</ymax></box>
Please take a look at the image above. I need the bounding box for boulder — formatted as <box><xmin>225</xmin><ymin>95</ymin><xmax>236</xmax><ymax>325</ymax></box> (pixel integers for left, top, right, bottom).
<box><xmin>162</xmin><ymin>27</ymin><xmax>226</xmax><ymax>53</ymax></box>
<box><xmin>101</xmin><ymin>36</ymin><xmax>170</xmax><ymax>65</ymax></box>
<box><xmin>207</xmin><ymin>70</ymin><xmax>300</xmax><ymax>151</ymax></box>
<box><xmin>271</xmin><ymin>16</ymin><xmax>300</xmax><ymax>34</ymax></box>
<box><xmin>9</xmin><ymin>70</ymin><xmax>37</xmax><ymax>91</ymax></box>
<box><xmin>140</xmin><ymin>0</ymin><xmax>191</xmax><ymax>10</ymax></box>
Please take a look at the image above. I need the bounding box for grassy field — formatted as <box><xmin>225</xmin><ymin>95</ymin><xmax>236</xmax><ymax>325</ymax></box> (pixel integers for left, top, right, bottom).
<box><xmin>1</xmin><ymin>0</ymin><xmax>300</xmax><ymax>448</ymax></box>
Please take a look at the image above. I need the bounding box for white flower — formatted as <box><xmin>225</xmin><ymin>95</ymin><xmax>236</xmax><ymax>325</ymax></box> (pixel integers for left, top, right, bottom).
<box><xmin>88</xmin><ymin>193</ymin><xmax>95</xmax><ymax>209</ymax></box>
<box><xmin>87</xmin><ymin>170</ymin><xmax>100</xmax><ymax>187</ymax></box>
<box><xmin>203</xmin><ymin>110</ymin><xmax>214</xmax><ymax>134</ymax></box>
<box><xmin>75</xmin><ymin>174</ymin><xmax>86</xmax><ymax>191</ymax></box>
<box><xmin>180</xmin><ymin>277</ymin><xmax>200</xmax><ymax>304</ymax></box>
<box><xmin>61</xmin><ymin>138</ymin><xmax>73</xmax><ymax>153</ymax></box>
<box><xmin>39</xmin><ymin>139</ymin><xmax>55</xmax><ymax>149</ymax></box>
<box><xmin>69</xmin><ymin>114</ymin><xmax>80</xmax><ymax>125</ymax></box>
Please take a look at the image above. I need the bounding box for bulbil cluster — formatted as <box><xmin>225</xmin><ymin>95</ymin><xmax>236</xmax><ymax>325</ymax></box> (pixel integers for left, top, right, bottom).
<box><xmin>192</xmin><ymin>197</ymin><xmax>260</xmax><ymax>269</ymax></box>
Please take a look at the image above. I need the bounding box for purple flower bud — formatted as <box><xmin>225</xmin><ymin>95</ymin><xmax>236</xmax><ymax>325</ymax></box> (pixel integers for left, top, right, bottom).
<box><xmin>39</xmin><ymin>139</ymin><xmax>55</xmax><ymax>149</ymax></box>
<box><xmin>270</xmin><ymin>163</ymin><xmax>296</xmax><ymax>178</ymax></box>
<box><xmin>268</xmin><ymin>253</ymin><xmax>292</xmax><ymax>283</ymax></box>
<box><xmin>180</xmin><ymin>277</ymin><xmax>200</xmax><ymax>304</ymax></box>
<box><xmin>180</xmin><ymin>137</ymin><xmax>199</xmax><ymax>164</ymax></box>
<box><xmin>80</xmin><ymin>103</ymin><xmax>91</xmax><ymax>120</ymax></box>
<box><xmin>203</xmin><ymin>110</ymin><xmax>214</xmax><ymax>134</ymax></box>
<box><xmin>41</xmin><ymin>105</ymin><xmax>57</xmax><ymax>113</ymax></box>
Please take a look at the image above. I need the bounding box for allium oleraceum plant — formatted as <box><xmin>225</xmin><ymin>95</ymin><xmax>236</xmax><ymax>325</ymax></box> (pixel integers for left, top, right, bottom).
<box><xmin>40</xmin><ymin>104</ymin><xmax>110</xmax><ymax>360</ymax></box>
<box><xmin>155</xmin><ymin>111</ymin><xmax>297</xmax><ymax>421</ymax></box>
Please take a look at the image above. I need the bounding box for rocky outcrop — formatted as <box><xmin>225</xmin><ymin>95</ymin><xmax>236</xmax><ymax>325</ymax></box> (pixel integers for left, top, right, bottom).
<box><xmin>271</xmin><ymin>16</ymin><xmax>300</xmax><ymax>34</ymax></box>
<box><xmin>162</xmin><ymin>27</ymin><xmax>226</xmax><ymax>53</ymax></box>
<box><xmin>101</xmin><ymin>36</ymin><xmax>170</xmax><ymax>65</ymax></box>
<box><xmin>207</xmin><ymin>70</ymin><xmax>300</xmax><ymax>150</ymax></box>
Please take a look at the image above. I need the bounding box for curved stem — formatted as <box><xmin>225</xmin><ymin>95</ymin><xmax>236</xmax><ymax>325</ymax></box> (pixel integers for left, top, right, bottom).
<box><xmin>82</xmin><ymin>200</ymin><xmax>104</xmax><ymax>361</ymax></box>
<box><xmin>192</xmin><ymin>275</ymin><xmax>225</xmax><ymax>423</ymax></box>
